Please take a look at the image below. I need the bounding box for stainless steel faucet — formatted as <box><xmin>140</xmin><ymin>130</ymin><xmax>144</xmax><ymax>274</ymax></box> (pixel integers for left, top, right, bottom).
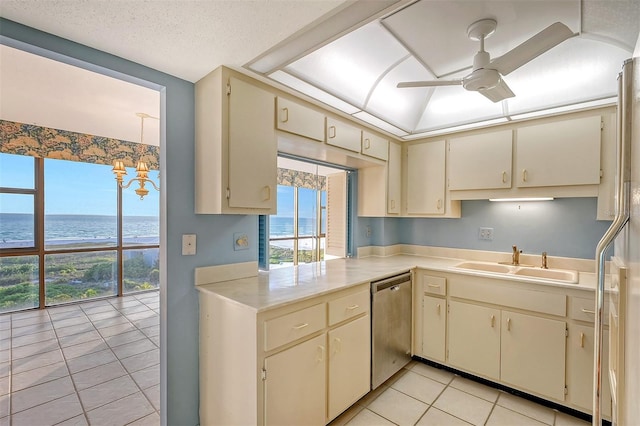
<box><xmin>541</xmin><ymin>252</ymin><xmax>548</xmax><ymax>269</ymax></box>
<box><xmin>512</xmin><ymin>245</ymin><xmax>521</xmax><ymax>265</ymax></box>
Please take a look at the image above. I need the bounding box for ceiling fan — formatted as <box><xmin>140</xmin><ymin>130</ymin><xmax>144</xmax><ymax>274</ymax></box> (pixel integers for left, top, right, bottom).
<box><xmin>397</xmin><ymin>19</ymin><xmax>574</xmax><ymax>102</ymax></box>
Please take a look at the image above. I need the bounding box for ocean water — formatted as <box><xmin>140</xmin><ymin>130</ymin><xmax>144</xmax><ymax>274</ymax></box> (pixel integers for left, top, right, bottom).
<box><xmin>269</xmin><ymin>216</ymin><xmax>319</xmax><ymax>238</ymax></box>
<box><xmin>0</xmin><ymin>213</ymin><xmax>159</xmax><ymax>248</ymax></box>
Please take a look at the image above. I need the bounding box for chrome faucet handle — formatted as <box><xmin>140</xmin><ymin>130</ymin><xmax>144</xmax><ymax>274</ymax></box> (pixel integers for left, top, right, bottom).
<box><xmin>541</xmin><ymin>252</ymin><xmax>548</xmax><ymax>269</ymax></box>
<box><xmin>512</xmin><ymin>245</ymin><xmax>521</xmax><ymax>265</ymax></box>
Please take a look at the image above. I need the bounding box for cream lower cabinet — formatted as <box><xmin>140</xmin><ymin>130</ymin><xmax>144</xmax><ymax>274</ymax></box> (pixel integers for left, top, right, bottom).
<box><xmin>501</xmin><ymin>310</ymin><xmax>566</xmax><ymax>401</ymax></box>
<box><xmin>199</xmin><ymin>284</ymin><xmax>370</xmax><ymax>426</ymax></box>
<box><xmin>264</xmin><ymin>334</ymin><xmax>326</xmax><ymax>425</ymax></box>
<box><xmin>328</xmin><ymin>315</ymin><xmax>370</xmax><ymax>420</ymax></box>
<box><xmin>567</xmin><ymin>324</ymin><xmax>611</xmax><ymax>415</ymax></box>
<box><xmin>422</xmin><ymin>295</ymin><xmax>446</xmax><ymax>362</ymax></box>
<box><xmin>448</xmin><ymin>300</ymin><xmax>501</xmax><ymax>380</ymax></box>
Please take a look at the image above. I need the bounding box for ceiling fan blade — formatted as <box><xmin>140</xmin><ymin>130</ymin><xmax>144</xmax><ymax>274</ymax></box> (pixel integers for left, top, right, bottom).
<box><xmin>490</xmin><ymin>22</ymin><xmax>574</xmax><ymax>76</ymax></box>
<box><xmin>397</xmin><ymin>79</ymin><xmax>462</xmax><ymax>88</ymax></box>
<box><xmin>478</xmin><ymin>78</ymin><xmax>515</xmax><ymax>103</ymax></box>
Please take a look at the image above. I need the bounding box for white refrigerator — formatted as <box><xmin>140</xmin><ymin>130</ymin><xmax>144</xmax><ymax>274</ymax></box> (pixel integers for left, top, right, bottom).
<box><xmin>595</xmin><ymin>38</ymin><xmax>640</xmax><ymax>425</ymax></box>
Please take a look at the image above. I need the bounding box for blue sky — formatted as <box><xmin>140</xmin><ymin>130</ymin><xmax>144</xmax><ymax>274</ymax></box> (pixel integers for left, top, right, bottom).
<box><xmin>0</xmin><ymin>153</ymin><xmax>159</xmax><ymax>216</ymax></box>
<box><xmin>276</xmin><ymin>185</ymin><xmax>320</xmax><ymax>219</ymax></box>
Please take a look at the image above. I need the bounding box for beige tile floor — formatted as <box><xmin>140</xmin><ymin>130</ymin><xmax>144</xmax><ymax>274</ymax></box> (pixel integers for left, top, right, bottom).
<box><xmin>331</xmin><ymin>361</ymin><xmax>591</xmax><ymax>426</ymax></box>
<box><xmin>0</xmin><ymin>292</ymin><xmax>160</xmax><ymax>426</ymax></box>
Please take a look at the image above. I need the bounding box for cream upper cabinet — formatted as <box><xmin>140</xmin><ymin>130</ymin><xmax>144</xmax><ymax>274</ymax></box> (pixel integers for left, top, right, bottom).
<box><xmin>515</xmin><ymin>116</ymin><xmax>602</xmax><ymax>188</ymax></box>
<box><xmin>195</xmin><ymin>67</ymin><xmax>276</xmax><ymax>214</ymax></box>
<box><xmin>276</xmin><ymin>97</ymin><xmax>325</xmax><ymax>142</ymax></box>
<box><xmin>264</xmin><ymin>333</ymin><xmax>327</xmax><ymax>425</ymax></box>
<box><xmin>406</xmin><ymin>140</ymin><xmax>447</xmax><ymax>215</ymax></box>
<box><xmin>448</xmin><ymin>130</ymin><xmax>513</xmax><ymax>190</ymax></box>
<box><xmin>326</xmin><ymin>117</ymin><xmax>361</xmax><ymax>152</ymax></box>
<box><xmin>361</xmin><ymin>131</ymin><xmax>389</xmax><ymax>160</ymax></box>
<box><xmin>500</xmin><ymin>310</ymin><xmax>566</xmax><ymax>401</ymax></box>
<box><xmin>357</xmin><ymin>141</ymin><xmax>401</xmax><ymax>217</ymax></box>
<box><xmin>387</xmin><ymin>141</ymin><xmax>402</xmax><ymax>215</ymax></box>
<box><xmin>448</xmin><ymin>300</ymin><xmax>501</xmax><ymax>380</ymax></box>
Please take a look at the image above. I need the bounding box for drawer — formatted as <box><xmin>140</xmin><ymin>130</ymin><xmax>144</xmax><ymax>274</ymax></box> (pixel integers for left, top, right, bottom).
<box><xmin>329</xmin><ymin>290</ymin><xmax>369</xmax><ymax>326</ymax></box>
<box><xmin>264</xmin><ymin>303</ymin><xmax>326</xmax><ymax>351</ymax></box>
<box><xmin>423</xmin><ymin>275</ymin><xmax>446</xmax><ymax>296</ymax></box>
<box><xmin>570</xmin><ymin>295</ymin><xmax>608</xmax><ymax>325</ymax></box>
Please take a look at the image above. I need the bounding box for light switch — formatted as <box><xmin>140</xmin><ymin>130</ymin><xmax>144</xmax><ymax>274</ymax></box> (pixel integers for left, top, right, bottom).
<box><xmin>182</xmin><ymin>234</ymin><xmax>196</xmax><ymax>255</ymax></box>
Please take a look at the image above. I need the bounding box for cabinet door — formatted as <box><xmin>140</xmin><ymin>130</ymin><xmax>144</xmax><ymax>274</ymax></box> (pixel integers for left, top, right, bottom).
<box><xmin>228</xmin><ymin>77</ymin><xmax>277</xmax><ymax>211</ymax></box>
<box><xmin>448</xmin><ymin>300</ymin><xmax>500</xmax><ymax>380</ymax></box>
<box><xmin>567</xmin><ymin>324</ymin><xmax>611</xmax><ymax>415</ymax></box>
<box><xmin>387</xmin><ymin>142</ymin><xmax>401</xmax><ymax>214</ymax></box>
<box><xmin>276</xmin><ymin>97</ymin><xmax>325</xmax><ymax>142</ymax></box>
<box><xmin>501</xmin><ymin>310</ymin><xmax>566</xmax><ymax>401</ymax></box>
<box><xmin>516</xmin><ymin>116</ymin><xmax>601</xmax><ymax>187</ymax></box>
<box><xmin>328</xmin><ymin>315</ymin><xmax>370</xmax><ymax>421</ymax></box>
<box><xmin>422</xmin><ymin>295</ymin><xmax>446</xmax><ymax>362</ymax></box>
<box><xmin>264</xmin><ymin>334</ymin><xmax>326</xmax><ymax>426</ymax></box>
<box><xmin>362</xmin><ymin>131</ymin><xmax>389</xmax><ymax>160</ymax></box>
<box><xmin>448</xmin><ymin>130</ymin><xmax>512</xmax><ymax>190</ymax></box>
<box><xmin>326</xmin><ymin>118</ymin><xmax>361</xmax><ymax>152</ymax></box>
<box><xmin>407</xmin><ymin>140</ymin><xmax>446</xmax><ymax>215</ymax></box>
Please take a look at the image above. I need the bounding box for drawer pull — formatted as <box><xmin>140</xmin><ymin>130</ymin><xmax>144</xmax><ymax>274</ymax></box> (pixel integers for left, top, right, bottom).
<box><xmin>364</xmin><ymin>138</ymin><xmax>371</xmax><ymax>149</ymax></box>
<box><xmin>346</xmin><ymin>304</ymin><xmax>359</xmax><ymax>310</ymax></box>
<box><xmin>522</xmin><ymin>169</ymin><xmax>528</xmax><ymax>182</ymax></box>
<box><xmin>427</xmin><ymin>284</ymin><xmax>441</xmax><ymax>288</ymax></box>
<box><xmin>581</xmin><ymin>308</ymin><xmax>596</xmax><ymax>314</ymax></box>
<box><xmin>333</xmin><ymin>337</ymin><xmax>342</xmax><ymax>354</ymax></box>
<box><xmin>329</xmin><ymin>126</ymin><xmax>336</xmax><ymax>139</ymax></box>
<box><xmin>580</xmin><ymin>332</ymin><xmax>585</xmax><ymax>348</ymax></box>
<box><xmin>280</xmin><ymin>107</ymin><xmax>289</xmax><ymax>123</ymax></box>
<box><xmin>292</xmin><ymin>323</ymin><xmax>309</xmax><ymax>330</ymax></box>
<box><xmin>502</xmin><ymin>171</ymin><xmax>507</xmax><ymax>183</ymax></box>
<box><xmin>436</xmin><ymin>303</ymin><xmax>441</xmax><ymax>315</ymax></box>
<box><xmin>506</xmin><ymin>317</ymin><xmax>511</xmax><ymax>331</ymax></box>
<box><xmin>490</xmin><ymin>315</ymin><xmax>495</xmax><ymax>328</ymax></box>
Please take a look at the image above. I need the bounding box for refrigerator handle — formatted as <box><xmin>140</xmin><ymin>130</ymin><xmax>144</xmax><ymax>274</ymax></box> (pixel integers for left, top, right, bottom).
<box><xmin>593</xmin><ymin>58</ymin><xmax>633</xmax><ymax>426</ymax></box>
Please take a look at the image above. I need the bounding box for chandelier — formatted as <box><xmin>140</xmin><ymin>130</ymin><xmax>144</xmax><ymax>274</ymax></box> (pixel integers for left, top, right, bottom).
<box><xmin>112</xmin><ymin>112</ymin><xmax>160</xmax><ymax>199</ymax></box>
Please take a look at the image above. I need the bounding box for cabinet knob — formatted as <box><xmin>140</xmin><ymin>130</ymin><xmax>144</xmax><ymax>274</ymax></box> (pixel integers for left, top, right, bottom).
<box><xmin>390</xmin><ymin>199</ymin><xmax>396</xmax><ymax>209</ymax></box>
<box><xmin>490</xmin><ymin>315</ymin><xmax>495</xmax><ymax>328</ymax></box>
<box><xmin>263</xmin><ymin>185</ymin><xmax>271</xmax><ymax>201</ymax></box>
<box><xmin>364</xmin><ymin>138</ymin><xmax>371</xmax><ymax>149</ymax></box>
<box><xmin>436</xmin><ymin>303</ymin><xmax>441</xmax><ymax>315</ymax></box>
<box><xmin>317</xmin><ymin>345</ymin><xmax>325</xmax><ymax>363</ymax></box>
<box><xmin>280</xmin><ymin>107</ymin><xmax>289</xmax><ymax>123</ymax></box>
<box><xmin>502</xmin><ymin>171</ymin><xmax>508</xmax><ymax>183</ymax></box>
<box><xmin>329</xmin><ymin>126</ymin><xmax>336</xmax><ymax>139</ymax></box>
<box><xmin>522</xmin><ymin>169</ymin><xmax>528</xmax><ymax>182</ymax></box>
<box><xmin>506</xmin><ymin>317</ymin><xmax>511</xmax><ymax>331</ymax></box>
<box><xmin>580</xmin><ymin>332</ymin><xmax>585</xmax><ymax>348</ymax></box>
<box><xmin>437</xmin><ymin>199</ymin><xmax>442</xmax><ymax>210</ymax></box>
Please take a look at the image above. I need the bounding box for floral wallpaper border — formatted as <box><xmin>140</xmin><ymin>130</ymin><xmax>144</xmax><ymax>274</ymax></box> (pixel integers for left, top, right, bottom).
<box><xmin>278</xmin><ymin>168</ymin><xmax>327</xmax><ymax>191</ymax></box>
<box><xmin>0</xmin><ymin>120</ymin><xmax>159</xmax><ymax>170</ymax></box>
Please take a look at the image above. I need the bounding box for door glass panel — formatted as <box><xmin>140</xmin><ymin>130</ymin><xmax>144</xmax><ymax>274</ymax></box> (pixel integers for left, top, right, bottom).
<box><xmin>123</xmin><ymin>248</ymin><xmax>160</xmax><ymax>293</ymax></box>
<box><xmin>0</xmin><ymin>255</ymin><xmax>39</xmax><ymax>313</ymax></box>
<box><xmin>0</xmin><ymin>153</ymin><xmax>35</xmax><ymax>189</ymax></box>
<box><xmin>0</xmin><ymin>194</ymin><xmax>35</xmax><ymax>249</ymax></box>
<box><xmin>45</xmin><ymin>250</ymin><xmax>117</xmax><ymax>305</ymax></box>
<box><xmin>269</xmin><ymin>239</ymin><xmax>294</xmax><ymax>269</ymax></box>
<box><xmin>297</xmin><ymin>237</ymin><xmax>318</xmax><ymax>264</ymax></box>
<box><xmin>44</xmin><ymin>159</ymin><xmax>116</xmax><ymax>249</ymax></box>
<box><xmin>297</xmin><ymin>187</ymin><xmax>317</xmax><ymax>237</ymax></box>
<box><xmin>271</xmin><ymin>185</ymin><xmax>294</xmax><ymax>239</ymax></box>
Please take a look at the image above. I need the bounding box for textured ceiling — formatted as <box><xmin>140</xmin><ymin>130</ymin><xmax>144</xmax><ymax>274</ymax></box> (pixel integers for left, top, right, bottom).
<box><xmin>0</xmin><ymin>0</ymin><xmax>347</xmax><ymax>82</ymax></box>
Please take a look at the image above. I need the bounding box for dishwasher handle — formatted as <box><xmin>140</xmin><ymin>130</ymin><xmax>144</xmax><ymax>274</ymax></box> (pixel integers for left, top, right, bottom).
<box><xmin>371</xmin><ymin>272</ymin><xmax>411</xmax><ymax>293</ymax></box>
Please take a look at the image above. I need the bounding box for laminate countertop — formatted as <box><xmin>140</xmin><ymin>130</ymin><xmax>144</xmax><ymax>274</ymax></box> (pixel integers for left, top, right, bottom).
<box><xmin>196</xmin><ymin>255</ymin><xmax>603</xmax><ymax>312</ymax></box>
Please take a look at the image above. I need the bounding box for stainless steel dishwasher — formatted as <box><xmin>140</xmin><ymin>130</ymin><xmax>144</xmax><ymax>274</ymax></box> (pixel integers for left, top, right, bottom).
<box><xmin>371</xmin><ymin>271</ymin><xmax>412</xmax><ymax>389</ymax></box>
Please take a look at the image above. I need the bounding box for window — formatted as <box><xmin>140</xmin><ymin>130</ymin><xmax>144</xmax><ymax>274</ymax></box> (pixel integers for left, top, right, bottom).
<box><xmin>261</xmin><ymin>156</ymin><xmax>351</xmax><ymax>269</ymax></box>
<box><xmin>0</xmin><ymin>153</ymin><xmax>160</xmax><ymax>313</ymax></box>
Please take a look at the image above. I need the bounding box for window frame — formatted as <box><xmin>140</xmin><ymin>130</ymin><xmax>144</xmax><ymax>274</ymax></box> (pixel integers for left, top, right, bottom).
<box><xmin>0</xmin><ymin>155</ymin><xmax>160</xmax><ymax>312</ymax></box>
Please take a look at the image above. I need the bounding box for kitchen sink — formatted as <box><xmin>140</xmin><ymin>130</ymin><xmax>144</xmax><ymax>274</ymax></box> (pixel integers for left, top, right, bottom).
<box><xmin>513</xmin><ymin>267</ymin><xmax>579</xmax><ymax>283</ymax></box>
<box><xmin>453</xmin><ymin>261</ymin><xmax>579</xmax><ymax>284</ymax></box>
<box><xmin>454</xmin><ymin>262</ymin><xmax>514</xmax><ymax>273</ymax></box>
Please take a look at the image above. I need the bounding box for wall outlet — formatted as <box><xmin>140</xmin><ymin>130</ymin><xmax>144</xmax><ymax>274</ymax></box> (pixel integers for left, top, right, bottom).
<box><xmin>478</xmin><ymin>227</ymin><xmax>494</xmax><ymax>241</ymax></box>
<box><xmin>182</xmin><ymin>234</ymin><xmax>197</xmax><ymax>255</ymax></box>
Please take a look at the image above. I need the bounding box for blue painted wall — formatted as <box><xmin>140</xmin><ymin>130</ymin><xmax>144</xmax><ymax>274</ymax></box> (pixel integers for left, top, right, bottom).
<box><xmin>1</xmin><ymin>18</ymin><xmax>612</xmax><ymax>426</ymax></box>
<box><xmin>358</xmin><ymin>198</ymin><xmax>611</xmax><ymax>260</ymax></box>
<box><xmin>1</xmin><ymin>19</ymin><xmax>258</xmax><ymax>425</ymax></box>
